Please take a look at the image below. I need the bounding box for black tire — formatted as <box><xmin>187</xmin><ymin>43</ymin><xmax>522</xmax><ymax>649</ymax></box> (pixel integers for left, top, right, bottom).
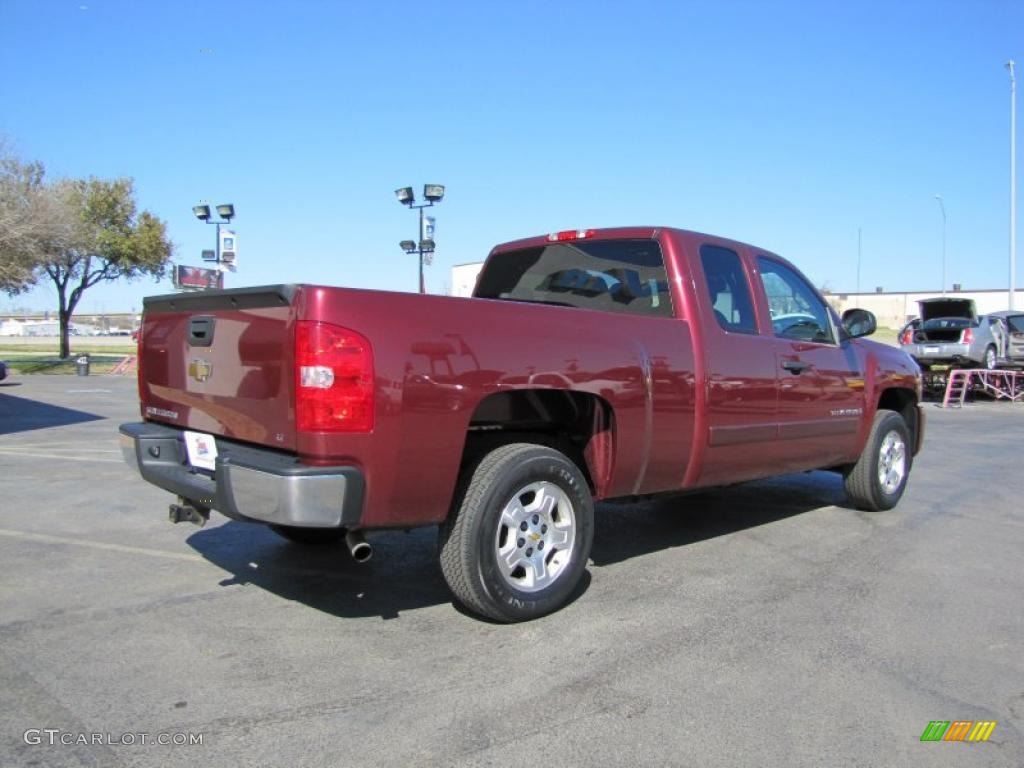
<box><xmin>981</xmin><ymin>345</ymin><xmax>997</xmax><ymax>370</ymax></box>
<box><xmin>269</xmin><ymin>524</ymin><xmax>345</xmax><ymax>546</ymax></box>
<box><xmin>439</xmin><ymin>443</ymin><xmax>594</xmax><ymax>622</ymax></box>
<box><xmin>844</xmin><ymin>410</ymin><xmax>912</xmax><ymax>511</ymax></box>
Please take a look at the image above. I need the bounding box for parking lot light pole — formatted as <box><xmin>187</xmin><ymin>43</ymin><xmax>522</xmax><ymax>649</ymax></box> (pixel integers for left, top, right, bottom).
<box><xmin>395</xmin><ymin>185</ymin><xmax>444</xmax><ymax>294</ymax></box>
<box><xmin>192</xmin><ymin>204</ymin><xmax>236</xmax><ymax>267</ymax></box>
<box><xmin>934</xmin><ymin>195</ymin><xmax>947</xmax><ymax>295</ymax></box>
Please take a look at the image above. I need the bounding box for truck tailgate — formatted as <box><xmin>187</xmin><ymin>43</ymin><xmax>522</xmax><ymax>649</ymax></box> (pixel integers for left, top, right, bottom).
<box><xmin>138</xmin><ymin>285</ymin><xmax>297</xmax><ymax>451</ymax></box>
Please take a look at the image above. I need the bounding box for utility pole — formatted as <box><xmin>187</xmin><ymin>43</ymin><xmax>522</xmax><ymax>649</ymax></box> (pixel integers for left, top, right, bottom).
<box><xmin>857</xmin><ymin>227</ymin><xmax>862</xmax><ymax>296</ymax></box>
<box><xmin>1009</xmin><ymin>60</ymin><xmax>1018</xmax><ymax>310</ymax></box>
<box><xmin>934</xmin><ymin>195</ymin><xmax>947</xmax><ymax>295</ymax></box>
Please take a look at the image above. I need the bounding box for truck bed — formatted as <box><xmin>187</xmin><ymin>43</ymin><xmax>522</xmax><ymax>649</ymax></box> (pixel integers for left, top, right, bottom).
<box><xmin>137</xmin><ymin>284</ymin><xmax>698</xmax><ymax>528</ymax></box>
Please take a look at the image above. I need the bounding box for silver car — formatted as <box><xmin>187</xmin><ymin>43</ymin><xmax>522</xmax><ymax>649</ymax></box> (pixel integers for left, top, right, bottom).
<box><xmin>899</xmin><ymin>298</ymin><xmax>1006</xmax><ymax>370</ymax></box>
<box><xmin>986</xmin><ymin>310</ymin><xmax>1024</xmax><ymax>365</ymax></box>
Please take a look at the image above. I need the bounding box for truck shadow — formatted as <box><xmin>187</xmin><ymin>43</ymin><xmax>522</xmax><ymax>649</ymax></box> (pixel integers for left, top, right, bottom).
<box><xmin>591</xmin><ymin>470</ymin><xmax>853</xmax><ymax>566</ymax></box>
<box><xmin>185</xmin><ymin>522</ymin><xmax>453</xmax><ymax>620</ymax></box>
<box><xmin>185</xmin><ymin>470</ymin><xmax>851</xmax><ymax>620</ymax></box>
<box><xmin>0</xmin><ymin>391</ymin><xmax>104</xmax><ymax>435</ymax></box>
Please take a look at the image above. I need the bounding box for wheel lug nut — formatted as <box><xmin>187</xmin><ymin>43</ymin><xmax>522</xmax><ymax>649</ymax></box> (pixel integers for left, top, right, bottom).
<box><xmin>517</xmin><ymin>538</ymin><xmax>525</xmax><ymax>548</ymax></box>
<box><xmin>538</xmin><ymin>541</ymin><xmax>544</xmax><ymax>550</ymax></box>
<box><xmin>532</xmin><ymin>515</ymin><xmax>539</xmax><ymax>524</ymax></box>
<box><xmin>526</xmin><ymin>548</ymin><xmax>533</xmax><ymax>557</ymax></box>
<box><xmin>541</xmin><ymin>524</ymin><xmax>547</xmax><ymax>533</ymax></box>
<box><xmin>520</xmin><ymin>522</ymin><xmax>528</xmax><ymax>531</ymax></box>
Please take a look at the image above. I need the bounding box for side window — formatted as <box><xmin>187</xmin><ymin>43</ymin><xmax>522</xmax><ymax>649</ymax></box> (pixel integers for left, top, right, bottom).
<box><xmin>699</xmin><ymin>244</ymin><xmax>757</xmax><ymax>333</ymax></box>
<box><xmin>757</xmin><ymin>257</ymin><xmax>835</xmax><ymax>344</ymax></box>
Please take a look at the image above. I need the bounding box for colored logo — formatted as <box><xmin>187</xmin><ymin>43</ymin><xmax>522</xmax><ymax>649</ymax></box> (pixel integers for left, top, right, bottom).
<box><xmin>188</xmin><ymin>358</ymin><xmax>213</xmax><ymax>383</ymax></box>
<box><xmin>920</xmin><ymin>721</ymin><xmax>996</xmax><ymax>742</ymax></box>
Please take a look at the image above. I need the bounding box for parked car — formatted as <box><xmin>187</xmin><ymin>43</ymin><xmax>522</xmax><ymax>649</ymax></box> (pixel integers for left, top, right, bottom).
<box><xmin>0</xmin><ymin>360</ymin><xmax>7</xmax><ymax>381</ymax></box>
<box><xmin>120</xmin><ymin>226</ymin><xmax>924</xmax><ymax>622</ymax></box>
<box><xmin>986</xmin><ymin>310</ymin><xmax>1024</xmax><ymax>365</ymax></box>
<box><xmin>898</xmin><ymin>298</ymin><xmax>1005</xmax><ymax>370</ymax></box>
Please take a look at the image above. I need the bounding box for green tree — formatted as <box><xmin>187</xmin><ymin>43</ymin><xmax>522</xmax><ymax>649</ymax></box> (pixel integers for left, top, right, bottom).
<box><xmin>45</xmin><ymin>178</ymin><xmax>174</xmax><ymax>357</ymax></box>
<box><xmin>1</xmin><ymin>141</ymin><xmax>173</xmax><ymax>357</ymax></box>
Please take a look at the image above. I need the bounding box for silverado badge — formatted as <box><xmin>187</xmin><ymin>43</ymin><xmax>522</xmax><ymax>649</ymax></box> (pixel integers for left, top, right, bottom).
<box><xmin>188</xmin><ymin>358</ymin><xmax>213</xmax><ymax>383</ymax></box>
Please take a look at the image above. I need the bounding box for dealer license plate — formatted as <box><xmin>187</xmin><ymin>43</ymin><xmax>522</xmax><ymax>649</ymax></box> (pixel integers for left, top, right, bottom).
<box><xmin>183</xmin><ymin>430</ymin><xmax>218</xmax><ymax>471</ymax></box>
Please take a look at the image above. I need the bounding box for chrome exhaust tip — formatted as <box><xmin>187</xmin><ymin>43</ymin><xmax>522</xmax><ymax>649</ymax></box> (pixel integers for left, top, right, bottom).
<box><xmin>345</xmin><ymin>530</ymin><xmax>372</xmax><ymax>563</ymax></box>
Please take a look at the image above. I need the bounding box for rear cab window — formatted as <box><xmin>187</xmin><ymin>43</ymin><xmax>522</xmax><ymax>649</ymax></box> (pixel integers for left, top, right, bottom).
<box><xmin>474</xmin><ymin>238</ymin><xmax>673</xmax><ymax>317</ymax></box>
<box><xmin>698</xmin><ymin>244</ymin><xmax>757</xmax><ymax>333</ymax></box>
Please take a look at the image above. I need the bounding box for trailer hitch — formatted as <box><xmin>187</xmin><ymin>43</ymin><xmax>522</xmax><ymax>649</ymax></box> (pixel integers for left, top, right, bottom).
<box><xmin>168</xmin><ymin>498</ymin><xmax>209</xmax><ymax>527</ymax></box>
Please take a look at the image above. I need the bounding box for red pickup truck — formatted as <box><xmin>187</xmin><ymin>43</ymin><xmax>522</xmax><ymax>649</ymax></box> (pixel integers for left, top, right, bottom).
<box><xmin>120</xmin><ymin>226</ymin><xmax>924</xmax><ymax>621</ymax></box>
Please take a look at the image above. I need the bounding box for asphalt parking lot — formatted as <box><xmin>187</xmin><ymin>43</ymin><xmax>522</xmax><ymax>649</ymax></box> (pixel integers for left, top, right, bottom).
<box><xmin>1</xmin><ymin>375</ymin><xmax>1022</xmax><ymax>767</ymax></box>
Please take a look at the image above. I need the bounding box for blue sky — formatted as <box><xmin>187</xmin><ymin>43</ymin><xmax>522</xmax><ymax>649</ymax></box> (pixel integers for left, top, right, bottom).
<box><xmin>1</xmin><ymin>0</ymin><xmax>1021</xmax><ymax>314</ymax></box>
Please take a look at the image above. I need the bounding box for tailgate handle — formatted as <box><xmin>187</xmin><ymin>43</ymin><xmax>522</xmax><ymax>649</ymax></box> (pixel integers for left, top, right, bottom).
<box><xmin>188</xmin><ymin>316</ymin><xmax>215</xmax><ymax>347</ymax></box>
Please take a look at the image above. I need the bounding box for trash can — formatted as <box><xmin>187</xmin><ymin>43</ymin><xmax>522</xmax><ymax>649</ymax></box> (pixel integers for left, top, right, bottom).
<box><xmin>75</xmin><ymin>354</ymin><xmax>90</xmax><ymax>376</ymax></box>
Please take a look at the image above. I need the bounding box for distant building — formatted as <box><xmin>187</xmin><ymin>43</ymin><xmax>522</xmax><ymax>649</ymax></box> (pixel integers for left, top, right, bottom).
<box><xmin>451</xmin><ymin>262</ymin><xmax>485</xmax><ymax>297</ymax></box>
<box><xmin>827</xmin><ymin>289</ymin><xmax>1024</xmax><ymax>329</ymax></box>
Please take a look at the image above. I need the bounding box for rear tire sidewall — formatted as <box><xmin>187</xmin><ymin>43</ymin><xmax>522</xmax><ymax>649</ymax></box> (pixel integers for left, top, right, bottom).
<box><xmin>473</xmin><ymin>452</ymin><xmax>593</xmax><ymax>621</ymax></box>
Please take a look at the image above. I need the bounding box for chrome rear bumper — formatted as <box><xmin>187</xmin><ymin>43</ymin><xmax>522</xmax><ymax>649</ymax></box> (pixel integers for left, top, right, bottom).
<box><xmin>119</xmin><ymin>422</ymin><xmax>364</xmax><ymax>528</ymax></box>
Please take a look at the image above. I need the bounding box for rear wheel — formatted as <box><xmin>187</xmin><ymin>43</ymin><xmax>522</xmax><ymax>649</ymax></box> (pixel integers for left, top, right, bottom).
<box><xmin>269</xmin><ymin>524</ymin><xmax>345</xmax><ymax>546</ymax></box>
<box><xmin>844</xmin><ymin>410</ymin><xmax>912</xmax><ymax>511</ymax></box>
<box><xmin>439</xmin><ymin>443</ymin><xmax>594</xmax><ymax>622</ymax></box>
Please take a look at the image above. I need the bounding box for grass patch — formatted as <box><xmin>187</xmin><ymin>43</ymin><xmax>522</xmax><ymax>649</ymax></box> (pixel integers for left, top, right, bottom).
<box><xmin>871</xmin><ymin>326</ymin><xmax>900</xmax><ymax>346</ymax></box>
<box><xmin>0</xmin><ymin>344</ymin><xmax>136</xmax><ymax>356</ymax></box>
<box><xmin>6</xmin><ymin>359</ymin><xmax>124</xmax><ymax>375</ymax></box>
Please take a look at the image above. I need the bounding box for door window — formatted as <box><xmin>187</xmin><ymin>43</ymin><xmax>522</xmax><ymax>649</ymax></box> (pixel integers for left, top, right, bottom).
<box><xmin>757</xmin><ymin>257</ymin><xmax>835</xmax><ymax>344</ymax></box>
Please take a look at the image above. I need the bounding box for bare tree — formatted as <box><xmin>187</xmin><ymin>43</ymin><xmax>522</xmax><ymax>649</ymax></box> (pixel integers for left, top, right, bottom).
<box><xmin>0</xmin><ymin>139</ymin><xmax>74</xmax><ymax>293</ymax></box>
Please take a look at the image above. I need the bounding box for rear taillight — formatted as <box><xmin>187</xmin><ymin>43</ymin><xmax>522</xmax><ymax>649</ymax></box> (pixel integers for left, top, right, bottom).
<box><xmin>136</xmin><ymin>321</ymin><xmax>145</xmax><ymax>410</ymax></box>
<box><xmin>295</xmin><ymin>321</ymin><xmax>374</xmax><ymax>432</ymax></box>
<box><xmin>900</xmin><ymin>328</ymin><xmax>913</xmax><ymax>345</ymax></box>
<box><xmin>961</xmin><ymin>327</ymin><xmax>973</xmax><ymax>345</ymax></box>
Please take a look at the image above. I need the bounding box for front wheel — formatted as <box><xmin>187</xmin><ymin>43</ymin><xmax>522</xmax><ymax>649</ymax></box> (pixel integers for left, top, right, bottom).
<box><xmin>981</xmin><ymin>345</ymin><xmax>997</xmax><ymax>370</ymax></box>
<box><xmin>844</xmin><ymin>410</ymin><xmax>912</xmax><ymax>511</ymax></box>
<box><xmin>439</xmin><ymin>443</ymin><xmax>594</xmax><ymax>622</ymax></box>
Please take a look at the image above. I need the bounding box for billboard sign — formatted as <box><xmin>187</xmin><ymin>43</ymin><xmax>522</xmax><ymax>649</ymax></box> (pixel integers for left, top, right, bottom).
<box><xmin>174</xmin><ymin>265</ymin><xmax>224</xmax><ymax>291</ymax></box>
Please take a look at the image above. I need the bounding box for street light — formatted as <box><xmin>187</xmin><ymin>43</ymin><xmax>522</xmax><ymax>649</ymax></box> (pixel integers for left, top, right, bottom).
<box><xmin>193</xmin><ymin>202</ymin><xmax>237</xmax><ymax>269</ymax></box>
<box><xmin>395</xmin><ymin>184</ymin><xmax>444</xmax><ymax>293</ymax></box>
<box><xmin>934</xmin><ymin>195</ymin><xmax>946</xmax><ymax>294</ymax></box>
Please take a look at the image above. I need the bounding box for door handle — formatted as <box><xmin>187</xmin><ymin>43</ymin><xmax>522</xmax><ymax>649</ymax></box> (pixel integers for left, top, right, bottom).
<box><xmin>782</xmin><ymin>360</ymin><xmax>810</xmax><ymax>374</ymax></box>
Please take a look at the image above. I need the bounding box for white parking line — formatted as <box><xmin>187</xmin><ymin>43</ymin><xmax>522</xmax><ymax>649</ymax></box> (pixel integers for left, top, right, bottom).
<box><xmin>0</xmin><ymin>528</ymin><xmax>204</xmax><ymax>562</ymax></box>
<box><xmin>0</xmin><ymin>449</ymin><xmax>121</xmax><ymax>464</ymax></box>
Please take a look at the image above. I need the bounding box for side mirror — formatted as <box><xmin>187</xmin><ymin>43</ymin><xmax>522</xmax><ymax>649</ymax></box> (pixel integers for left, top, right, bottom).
<box><xmin>842</xmin><ymin>308</ymin><xmax>877</xmax><ymax>339</ymax></box>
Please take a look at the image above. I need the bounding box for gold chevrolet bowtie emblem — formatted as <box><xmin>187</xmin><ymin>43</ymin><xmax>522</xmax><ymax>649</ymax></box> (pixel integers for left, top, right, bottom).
<box><xmin>529</xmin><ymin>532</ymin><xmax>541</xmax><ymax>542</ymax></box>
<box><xmin>188</xmin><ymin>358</ymin><xmax>213</xmax><ymax>382</ymax></box>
